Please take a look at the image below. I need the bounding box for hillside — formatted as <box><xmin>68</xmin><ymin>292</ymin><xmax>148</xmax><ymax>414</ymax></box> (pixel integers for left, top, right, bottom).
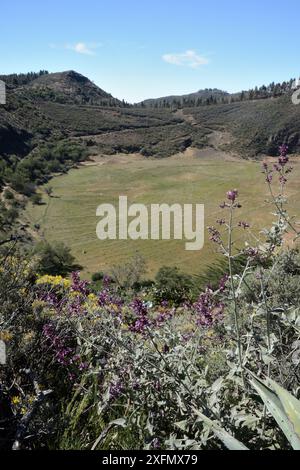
<box><xmin>26</xmin><ymin>70</ymin><xmax>123</xmax><ymax>106</ymax></box>
<box><xmin>1</xmin><ymin>70</ymin><xmax>300</xmax><ymax>170</ymax></box>
<box><xmin>186</xmin><ymin>94</ymin><xmax>300</xmax><ymax>157</ymax></box>
<box><xmin>140</xmin><ymin>88</ymin><xmax>229</xmax><ymax>107</ymax></box>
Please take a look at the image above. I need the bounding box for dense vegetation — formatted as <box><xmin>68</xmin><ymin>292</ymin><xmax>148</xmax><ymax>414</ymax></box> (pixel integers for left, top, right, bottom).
<box><xmin>1</xmin><ymin>140</ymin><xmax>87</xmax><ymax>196</ymax></box>
<box><xmin>0</xmin><ymin>71</ymin><xmax>49</xmax><ymax>88</ymax></box>
<box><xmin>1</xmin><ymin>145</ymin><xmax>300</xmax><ymax>450</ymax></box>
<box><xmin>1</xmin><ymin>75</ymin><xmax>300</xmax><ymax>454</ymax></box>
<box><xmin>1</xmin><ymin>71</ymin><xmax>300</xmax><ymax>180</ymax></box>
<box><xmin>187</xmin><ymin>94</ymin><xmax>300</xmax><ymax>157</ymax></box>
<box><xmin>140</xmin><ymin>78</ymin><xmax>297</xmax><ymax>108</ymax></box>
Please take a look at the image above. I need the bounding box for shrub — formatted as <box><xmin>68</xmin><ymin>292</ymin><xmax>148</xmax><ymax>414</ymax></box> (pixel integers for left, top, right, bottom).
<box><xmin>30</xmin><ymin>193</ymin><xmax>43</xmax><ymax>205</ymax></box>
<box><xmin>1</xmin><ymin>144</ymin><xmax>300</xmax><ymax>451</ymax></box>
<box><xmin>3</xmin><ymin>189</ymin><xmax>14</xmax><ymax>200</ymax></box>
<box><xmin>110</xmin><ymin>253</ymin><xmax>147</xmax><ymax>290</ymax></box>
<box><xmin>33</xmin><ymin>241</ymin><xmax>81</xmax><ymax>276</ymax></box>
<box><xmin>91</xmin><ymin>271</ymin><xmax>104</xmax><ymax>282</ymax></box>
<box><xmin>153</xmin><ymin>266</ymin><xmax>193</xmax><ymax>305</ymax></box>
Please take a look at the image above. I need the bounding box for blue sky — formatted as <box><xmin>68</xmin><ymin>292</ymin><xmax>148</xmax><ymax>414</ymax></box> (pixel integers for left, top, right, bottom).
<box><xmin>1</xmin><ymin>0</ymin><xmax>299</xmax><ymax>102</ymax></box>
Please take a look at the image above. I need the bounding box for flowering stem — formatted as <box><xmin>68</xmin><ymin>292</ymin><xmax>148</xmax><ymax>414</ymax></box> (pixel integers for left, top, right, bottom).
<box><xmin>259</xmin><ymin>269</ymin><xmax>271</xmax><ymax>355</ymax></box>
<box><xmin>228</xmin><ymin>204</ymin><xmax>245</xmax><ymax>385</ymax></box>
<box><xmin>268</xmin><ymin>181</ymin><xmax>295</xmax><ymax>231</ymax></box>
<box><xmin>259</xmin><ymin>267</ymin><xmax>272</xmax><ymax>432</ymax></box>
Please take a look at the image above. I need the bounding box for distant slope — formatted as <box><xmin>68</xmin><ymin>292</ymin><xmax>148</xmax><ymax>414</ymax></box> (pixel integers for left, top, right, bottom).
<box><xmin>187</xmin><ymin>93</ymin><xmax>300</xmax><ymax>157</ymax></box>
<box><xmin>0</xmin><ymin>75</ymin><xmax>193</xmax><ymax>160</ymax></box>
<box><xmin>140</xmin><ymin>88</ymin><xmax>229</xmax><ymax>107</ymax></box>
<box><xmin>26</xmin><ymin>70</ymin><xmax>123</xmax><ymax>106</ymax></box>
<box><xmin>1</xmin><ymin>70</ymin><xmax>300</xmax><ymax>164</ymax></box>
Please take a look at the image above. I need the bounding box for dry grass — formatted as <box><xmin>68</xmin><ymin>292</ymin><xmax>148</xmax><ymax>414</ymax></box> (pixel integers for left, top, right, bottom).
<box><xmin>24</xmin><ymin>150</ymin><xmax>300</xmax><ymax>278</ymax></box>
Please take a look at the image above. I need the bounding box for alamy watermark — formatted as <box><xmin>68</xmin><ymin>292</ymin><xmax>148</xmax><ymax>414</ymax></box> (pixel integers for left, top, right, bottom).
<box><xmin>291</xmin><ymin>78</ymin><xmax>300</xmax><ymax>105</ymax></box>
<box><xmin>96</xmin><ymin>196</ymin><xmax>204</xmax><ymax>251</ymax></box>
<box><xmin>0</xmin><ymin>80</ymin><xmax>6</xmax><ymax>104</ymax></box>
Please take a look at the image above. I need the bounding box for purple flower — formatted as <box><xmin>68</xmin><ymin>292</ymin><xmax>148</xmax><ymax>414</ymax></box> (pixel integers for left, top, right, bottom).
<box><xmin>244</xmin><ymin>247</ymin><xmax>259</xmax><ymax>258</ymax></box>
<box><xmin>71</xmin><ymin>272</ymin><xmax>90</xmax><ymax>296</ymax></box>
<box><xmin>131</xmin><ymin>298</ymin><xmax>148</xmax><ymax>317</ymax></box>
<box><xmin>103</xmin><ymin>275</ymin><xmax>112</xmax><ymax>288</ymax></box>
<box><xmin>129</xmin><ymin>315</ymin><xmax>151</xmax><ymax>334</ymax></box>
<box><xmin>68</xmin><ymin>296</ymin><xmax>83</xmax><ymax>316</ymax></box>
<box><xmin>98</xmin><ymin>289</ymin><xmax>109</xmax><ymax>306</ymax></box>
<box><xmin>238</xmin><ymin>221</ymin><xmax>250</xmax><ymax>229</ymax></box>
<box><xmin>208</xmin><ymin>226</ymin><xmax>222</xmax><ymax>244</ymax></box>
<box><xmin>277</xmin><ymin>144</ymin><xmax>289</xmax><ymax>167</ymax></box>
<box><xmin>216</xmin><ymin>218</ymin><xmax>226</xmax><ymax>225</ymax></box>
<box><xmin>109</xmin><ymin>380</ymin><xmax>124</xmax><ymax>400</ymax></box>
<box><xmin>262</xmin><ymin>162</ymin><xmax>268</xmax><ymax>171</ymax></box>
<box><xmin>155</xmin><ymin>308</ymin><xmax>174</xmax><ymax>326</ymax></box>
<box><xmin>279</xmin><ymin>144</ymin><xmax>288</xmax><ymax>156</ymax></box>
<box><xmin>128</xmin><ymin>298</ymin><xmax>152</xmax><ymax>333</ymax></box>
<box><xmin>151</xmin><ymin>438</ymin><xmax>161</xmax><ymax>449</ymax></box>
<box><xmin>218</xmin><ymin>274</ymin><xmax>228</xmax><ymax>293</ymax></box>
<box><xmin>42</xmin><ymin>322</ymin><xmax>85</xmax><ymax>376</ymax></box>
<box><xmin>278</xmin><ymin>155</ymin><xmax>289</xmax><ymax>167</ymax></box>
<box><xmin>193</xmin><ymin>288</ymin><xmax>224</xmax><ymax>328</ymax></box>
<box><xmin>279</xmin><ymin>175</ymin><xmax>287</xmax><ymax>185</ymax></box>
<box><xmin>226</xmin><ymin>189</ymin><xmax>238</xmax><ymax>202</ymax></box>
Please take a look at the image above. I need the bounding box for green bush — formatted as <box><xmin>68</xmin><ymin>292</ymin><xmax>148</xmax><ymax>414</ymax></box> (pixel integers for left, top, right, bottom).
<box><xmin>154</xmin><ymin>266</ymin><xmax>193</xmax><ymax>305</ymax></box>
<box><xmin>91</xmin><ymin>271</ymin><xmax>104</xmax><ymax>282</ymax></box>
<box><xmin>30</xmin><ymin>193</ymin><xmax>43</xmax><ymax>205</ymax></box>
<box><xmin>33</xmin><ymin>241</ymin><xmax>81</xmax><ymax>276</ymax></box>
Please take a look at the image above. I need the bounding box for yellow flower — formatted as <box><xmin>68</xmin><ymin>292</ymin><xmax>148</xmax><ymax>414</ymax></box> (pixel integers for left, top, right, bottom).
<box><xmin>32</xmin><ymin>299</ymin><xmax>47</xmax><ymax>309</ymax></box>
<box><xmin>69</xmin><ymin>290</ymin><xmax>79</xmax><ymax>298</ymax></box>
<box><xmin>11</xmin><ymin>396</ymin><xmax>21</xmax><ymax>406</ymax></box>
<box><xmin>110</xmin><ymin>303</ymin><xmax>120</xmax><ymax>313</ymax></box>
<box><xmin>88</xmin><ymin>293</ymin><xmax>97</xmax><ymax>302</ymax></box>
<box><xmin>36</xmin><ymin>275</ymin><xmax>71</xmax><ymax>289</ymax></box>
<box><xmin>22</xmin><ymin>331</ymin><xmax>36</xmax><ymax>345</ymax></box>
<box><xmin>0</xmin><ymin>331</ymin><xmax>13</xmax><ymax>342</ymax></box>
<box><xmin>206</xmin><ymin>329</ymin><xmax>214</xmax><ymax>338</ymax></box>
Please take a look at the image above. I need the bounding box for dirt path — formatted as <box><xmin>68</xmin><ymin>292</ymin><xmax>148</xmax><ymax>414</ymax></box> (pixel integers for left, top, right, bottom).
<box><xmin>207</xmin><ymin>129</ymin><xmax>232</xmax><ymax>148</ymax></box>
<box><xmin>81</xmin><ymin>152</ymin><xmax>145</xmax><ymax>167</ymax></box>
<box><xmin>174</xmin><ymin>109</ymin><xmax>197</xmax><ymax>126</ymax></box>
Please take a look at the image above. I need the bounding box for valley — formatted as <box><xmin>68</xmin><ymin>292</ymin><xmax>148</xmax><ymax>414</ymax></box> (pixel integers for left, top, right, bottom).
<box><xmin>1</xmin><ymin>70</ymin><xmax>300</xmax><ymax>278</ymax></box>
<box><xmin>24</xmin><ymin>147</ymin><xmax>300</xmax><ymax>278</ymax></box>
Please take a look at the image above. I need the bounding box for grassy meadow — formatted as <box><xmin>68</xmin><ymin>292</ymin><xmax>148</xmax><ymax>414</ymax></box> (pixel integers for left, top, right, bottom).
<box><xmin>24</xmin><ymin>149</ymin><xmax>300</xmax><ymax>278</ymax></box>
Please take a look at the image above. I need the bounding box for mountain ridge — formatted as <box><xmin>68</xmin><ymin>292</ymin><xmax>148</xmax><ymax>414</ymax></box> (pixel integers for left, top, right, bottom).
<box><xmin>139</xmin><ymin>88</ymin><xmax>229</xmax><ymax>107</ymax></box>
<box><xmin>25</xmin><ymin>70</ymin><xmax>123</xmax><ymax>106</ymax></box>
<box><xmin>1</xmin><ymin>70</ymin><xmax>300</xmax><ymax>167</ymax></box>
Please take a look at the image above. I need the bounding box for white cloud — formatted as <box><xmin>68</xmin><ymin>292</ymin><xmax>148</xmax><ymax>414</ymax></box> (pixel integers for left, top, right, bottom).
<box><xmin>67</xmin><ymin>42</ymin><xmax>98</xmax><ymax>55</ymax></box>
<box><xmin>67</xmin><ymin>42</ymin><xmax>95</xmax><ymax>55</ymax></box>
<box><xmin>74</xmin><ymin>42</ymin><xmax>95</xmax><ymax>55</ymax></box>
<box><xmin>162</xmin><ymin>50</ymin><xmax>209</xmax><ymax>69</ymax></box>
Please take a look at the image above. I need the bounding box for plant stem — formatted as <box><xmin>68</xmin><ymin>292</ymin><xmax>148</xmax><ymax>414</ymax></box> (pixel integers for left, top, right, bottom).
<box><xmin>228</xmin><ymin>204</ymin><xmax>245</xmax><ymax>385</ymax></box>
